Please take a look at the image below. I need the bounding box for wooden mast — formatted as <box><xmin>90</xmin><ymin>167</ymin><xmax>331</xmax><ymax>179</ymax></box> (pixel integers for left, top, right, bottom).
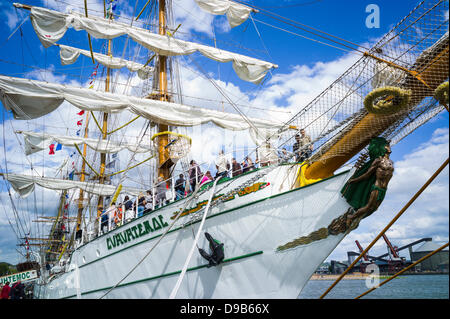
<box><xmin>96</xmin><ymin>40</ymin><xmax>111</xmax><ymax>214</ymax></box>
<box><xmin>156</xmin><ymin>0</ymin><xmax>172</xmax><ymax>180</ymax></box>
<box><xmin>94</xmin><ymin>16</ymin><xmax>112</xmax><ymax>233</ymax></box>
<box><xmin>75</xmin><ymin>111</ymin><xmax>90</xmax><ymax>239</ymax></box>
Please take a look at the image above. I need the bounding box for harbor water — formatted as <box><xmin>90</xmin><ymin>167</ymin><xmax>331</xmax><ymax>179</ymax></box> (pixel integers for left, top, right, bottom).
<box><xmin>298</xmin><ymin>274</ymin><xmax>449</xmax><ymax>299</ymax></box>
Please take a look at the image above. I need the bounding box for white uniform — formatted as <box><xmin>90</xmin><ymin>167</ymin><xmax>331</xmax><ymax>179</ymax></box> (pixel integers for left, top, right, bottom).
<box><xmin>215</xmin><ymin>153</ymin><xmax>228</xmax><ymax>174</ymax></box>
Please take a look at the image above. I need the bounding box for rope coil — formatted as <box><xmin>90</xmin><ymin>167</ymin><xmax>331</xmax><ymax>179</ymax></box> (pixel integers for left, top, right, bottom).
<box><xmin>434</xmin><ymin>81</ymin><xmax>449</xmax><ymax>105</ymax></box>
<box><xmin>364</xmin><ymin>86</ymin><xmax>412</xmax><ymax>115</ymax></box>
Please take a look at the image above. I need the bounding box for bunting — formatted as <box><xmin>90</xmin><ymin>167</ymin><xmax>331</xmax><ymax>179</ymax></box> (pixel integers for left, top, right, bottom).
<box><xmin>24</xmin><ymin>235</ymin><xmax>30</xmax><ymax>252</ymax></box>
<box><xmin>49</xmin><ymin>144</ymin><xmax>55</xmax><ymax>155</ymax></box>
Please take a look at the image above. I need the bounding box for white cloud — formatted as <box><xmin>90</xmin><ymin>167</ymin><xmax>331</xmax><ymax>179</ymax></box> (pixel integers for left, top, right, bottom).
<box><xmin>172</xmin><ymin>0</ymin><xmax>215</xmax><ymax>37</ymax></box>
<box><xmin>0</xmin><ymin>1</ymin><xmax>28</xmax><ymax>31</ymax></box>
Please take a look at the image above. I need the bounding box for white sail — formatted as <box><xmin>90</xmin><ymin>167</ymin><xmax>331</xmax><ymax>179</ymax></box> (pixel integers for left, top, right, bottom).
<box><xmin>3</xmin><ymin>173</ymin><xmax>143</xmax><ymax>198</ymax></box>
<box><xmin>194</xmin><ymin>0</ymin><xmax>253</xmax><ymax>28</ymax></box>
<box><xmin>0</xmin><ymin>75</ymin><xmax>286</xmax><ymax>136</ymax></box>
<box><xmin>22</xmin><ymin>5</ymin><xmax>277</xmax><ymax>84</ymax></box>
<box><xmin>59</xmin><ymin>44</ymin><xmax>154</xmax><ymax>80</ymax></box>
<box><xmin>18</xmin><ymin>130</ymin><xmax>154</xmax><ymax>156</ymax></box>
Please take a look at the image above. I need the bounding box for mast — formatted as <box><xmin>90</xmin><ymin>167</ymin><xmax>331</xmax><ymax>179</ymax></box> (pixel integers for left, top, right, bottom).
<box><xmin>155</xmin><ymin>0</ymin><xmax>172</xmax><ymax>180</ymax></box>
<box><xmin>94</xmin><ymin>0</ymin><xmax>113</xmax><ymax>233</ymax></box>
<box><xmin>75</xmin><ymin>111</ymin><xmax>90</xmax><ymax>239</ymax></box>
<box><xmin>95</xmin><ymin>39</ymin><xmax>111</xmax><ymax>223</ymax></box>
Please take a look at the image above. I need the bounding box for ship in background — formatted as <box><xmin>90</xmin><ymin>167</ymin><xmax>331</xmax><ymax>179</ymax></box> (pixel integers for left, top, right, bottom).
<box><xmin>0</xmin><ymin>0</ymin><xmax>447</xmax><ymax>298</ymax></box>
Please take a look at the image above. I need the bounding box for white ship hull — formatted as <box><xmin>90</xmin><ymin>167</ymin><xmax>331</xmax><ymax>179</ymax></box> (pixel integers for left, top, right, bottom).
<box><xmin>34</xmin><ymin>165</ymin><xmax>353</xmax><ymax>299</ymax></box>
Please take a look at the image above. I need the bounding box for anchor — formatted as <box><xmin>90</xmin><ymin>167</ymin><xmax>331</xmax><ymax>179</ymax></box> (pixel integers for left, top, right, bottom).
<box><xmin>198</xmin><ymin>232</ymin><xmax>225</xmax><ymax>267</ymax></box>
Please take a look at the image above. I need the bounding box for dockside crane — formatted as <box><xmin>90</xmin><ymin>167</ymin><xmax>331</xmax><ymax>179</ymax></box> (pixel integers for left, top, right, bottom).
<box><xmin>382</xmin><ymin>234</ymin><xmax>405</xmax><ymax>273</ymax></box>
<box><xmin>355</xmin><ymin>240</ymin><xmax>372</xmax><ymax>272</ymax></box>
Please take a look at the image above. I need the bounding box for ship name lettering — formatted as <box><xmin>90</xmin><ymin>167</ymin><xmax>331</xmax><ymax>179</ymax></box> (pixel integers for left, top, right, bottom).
<box><xmin>106</xmin><ymin>215</ymin><xmax>169</xmax><ymax>250</ymax></box>
<box><xmin>170</xmin><ymin>183</ymin><xmax>269</xmax><ymax>221</ymax></box>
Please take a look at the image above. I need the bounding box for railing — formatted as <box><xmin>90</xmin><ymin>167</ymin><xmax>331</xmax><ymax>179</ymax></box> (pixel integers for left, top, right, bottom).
<box><xmin>77</xmin><ymin>147</ymin><xmax>301</xmax><ymax>246</ymax></box>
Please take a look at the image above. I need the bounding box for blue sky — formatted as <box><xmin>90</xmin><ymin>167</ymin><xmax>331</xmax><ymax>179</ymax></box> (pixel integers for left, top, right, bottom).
<box><xmin>0</xmin><ymin>0</ymin><xmax>448</xmax><ymax>266</ymax></box>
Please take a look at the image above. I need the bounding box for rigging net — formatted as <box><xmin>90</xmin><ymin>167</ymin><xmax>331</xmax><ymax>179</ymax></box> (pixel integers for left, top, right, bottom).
<box><xmin>274</xmin><ymin>0</ymin><xmax>448</xmax><ymax>179</ymax></box>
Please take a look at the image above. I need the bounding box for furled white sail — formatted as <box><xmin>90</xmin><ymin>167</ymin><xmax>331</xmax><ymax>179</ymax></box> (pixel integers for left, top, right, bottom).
<box><xmin>3</xmin><ymin>173</ymin><xmax>143</xmax><ymax>198</ymax></box>
<box><xmin>18</xmin><ymin>131</ymin><xmax>154</xmax><ymax>155</ymax></box>
<box><xmin>0</xmin><ymin>75</ymin><xmax>286</xmax><ymax>135</ymax></box>
<box><xmin>59</xmin><ymin>44</ymin><xmax>154</xmax><ymax>80</ymax></box>
<box><xmin>23</xmin><ymin>5</ymin><xmax>276</xmax><ymax>84</ymax></box>
<box><xmin>194</xmin><ymin>0</ymin><xmax>253</xmax><ymax>28</ymax></box>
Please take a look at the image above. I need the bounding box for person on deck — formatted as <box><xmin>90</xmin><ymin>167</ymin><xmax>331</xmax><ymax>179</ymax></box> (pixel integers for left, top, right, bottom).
<box><xmin>123</xmin><ymin>196</ymin><xmax>133</xmax><ymax>211</ymax></box>
<box><xmin>258</xmin><ymin>142</ymin><xmax>278</xmax><ymax>167</ymax></box>
<box><xmin>279</xmin><ymin>148</ymin><xmax>291</xmax><ymax>163</ymax></box>
<box><xmin>189</xmin><ymin>160</ymin><xmax>202</xmax><ymax>191</ymax></box>
<box><xmin>145</xmin><ymin>190</ymin><xmax>153</xmax><ymax>210</ymax></box>
<box><xmin>293</xmin><ymin>129</ymin><xmax>313</xmax><ymax>162</ymax></box>
<box><xmin>1</xmin><ymin>282</ymin><xmax>10</xmax><ymax>299</ymax></box>
<box><xmin>9</xmin><ymin>281</ymin><xmax>25</xmax><ymax>299</ymax></box>
<box><xmin>241</xmin><ymin>157</ymin><xmax>249</xmax><ymax>173</ymax></box>
<box><xmin>155</xmin><ymin>176</ymin><xmax>167</xmax><ymax>208</ymax></box>
<box><xmin>105</xmin><ymin>202</ymin><xmax>118</xmax><ymax>230</ymax></box>
<box><xmin>175</xmin><ymin>174</ymin><xmax>186</xmax><ymax>200</ymax></box>
<box><xmin>231</xmin><ymin>158</ymin><xmax>242</xmax><ymax>177</ymax></box>
<box><xmin>201</xmin><ymin>171</ymin><xmax>213</xmax><ymax>185</ymax></box>
<box><xmin>215</xmin><ymin>150</ymin><xmax>229</xmax><ymax>178</ymax></box>
<box><xmin>137</xmin><ymin>196</ymin><xmax>146</xmax><ymax>217</ymax></box>
<box><xmin>245</xmin><ymin>156</ymin><xmax>255</xmax><ymax>172</ymax></box>
<box><xmin>100</xmin><ymin>209</ymin><xmax>108</xmax><ymax>234</ymax></box>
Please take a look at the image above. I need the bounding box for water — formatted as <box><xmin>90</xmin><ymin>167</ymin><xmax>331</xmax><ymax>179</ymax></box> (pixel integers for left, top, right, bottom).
<box><xmin>298</xmin><ymin>274</ymin><xmax>449</xmax><ymax>299</ymax></box>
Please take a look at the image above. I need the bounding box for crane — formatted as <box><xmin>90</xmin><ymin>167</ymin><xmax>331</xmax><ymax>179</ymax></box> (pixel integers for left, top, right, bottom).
<box><xmin>382</xmin><ymin>234</ymin><xmax>400</xmax><ymax>259</ymax></box>
<box><xmin>355</xmin><ymin>240</ymin><xmax>370</xmax><ymax>262</ymax></box>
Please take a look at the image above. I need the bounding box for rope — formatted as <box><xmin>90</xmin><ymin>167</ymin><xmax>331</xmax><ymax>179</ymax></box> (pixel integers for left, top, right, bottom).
<box><xmin>107</xmin><ymin>115</ymin><xmax>141</xmax><ymax>135</ymax></box>
<box><xmin>258</xmin><ymin>0</ymin><xmax>323</xmax><ymax>8</ymax></box>
<box><xmin>252</xmin><ymin>18</ymin><xmax>357</xmax><ymax>55</ymax></box>
<box><xmin>319</xmin><ymin>157</ymin><xmax>449</xmax><ymax>299</ymax></box>
<box><xmin>355</xmin><ymin>242</ymin><xmax>449</xmax><ymax>299</ymax></box>
<box><xmin>250</xmin><ymin>15</ymin><xmax>274</xmax><ymax>76</ymax></box>
<box><xmin>107</xmin><ymin>154</ymin><xmax>155</xmax><ymax>177</ymax></box>
<box><xmin>84</xmin><ymin>0</ymin><xmax>96</xmax><ymax>64</ymax></box>
<box><xmin>98</xmin><ymin>177</ymin><xmax>205</xmax><ymax>299</ymax></box>
<box><xmin>73</xmin><ymin>143</ymin><xmax>101</xmax><ymax>177</ymax></box>
<box><xmin>169</xmin><ymin>176</ymin><xmax>222</xmax><ymax>299</ymax></box>
<box><xmin>0</xmin><ymin>16</ymin><xmax>29</xmax><ymax>48</ymax></box>
<box><xmin>235</xmin><ymin>0</ymin><xmax>369</xmax><ymax>54</ymax></box>
<box><xmin>169</xmin><ymin>38</ymin><xmax>263</xmax><ymax>139</ymax></box>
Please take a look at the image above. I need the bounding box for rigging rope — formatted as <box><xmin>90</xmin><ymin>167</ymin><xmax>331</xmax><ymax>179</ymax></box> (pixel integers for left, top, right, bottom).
<box><xmin>169</xmin><ymin>176</ymin><xmax>222</xmax><ymax>299</ymax></box>
<box><xmin>319</xmin><ymin>157</ymin><xmax>449</xmax><ymax>299</ymax></box>
<box><xmin>236</xmin><ymin>0</ymin><xmax>369</xmax><ymax>52</ymax></box>
<box><xmin>98</xmin><ymin>176</ymin><xmax>205</xmax><ymax>299</ymax></box>
<box><xmin>355</xmin><ymin>242</ymin><xmax>449</xmax><ymax>299</ymax></box>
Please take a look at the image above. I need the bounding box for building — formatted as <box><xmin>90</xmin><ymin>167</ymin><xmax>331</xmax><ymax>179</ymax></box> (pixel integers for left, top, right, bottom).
<box><xmin>410</xmin><ymin>241</ymin><xmax>449</xmax><ymax>272</ymax></box>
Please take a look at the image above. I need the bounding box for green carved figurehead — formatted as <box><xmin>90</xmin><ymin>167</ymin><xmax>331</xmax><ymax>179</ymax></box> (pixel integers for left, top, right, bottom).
<box><xmin>368</xmin><ymin>137</ymin><xmax>390</xmax><ymax>160</ymax></box>
<box><xmin>341</xmin><ymin>137</ymin><xmax>390</xmax><ymax>210</ymax></box>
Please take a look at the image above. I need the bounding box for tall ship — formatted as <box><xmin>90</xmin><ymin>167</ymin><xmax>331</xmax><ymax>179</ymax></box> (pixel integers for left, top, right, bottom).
<box><xmin>0</xmin><ymin>0</ymin><xmax>448</xmax><ymax>299</ymax></box>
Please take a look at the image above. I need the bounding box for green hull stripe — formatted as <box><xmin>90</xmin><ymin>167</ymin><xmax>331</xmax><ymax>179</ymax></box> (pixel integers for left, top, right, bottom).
<box><xmin>62</xmin><ymin>251</ymin><xmax>263</xmax><ymax>299</ymax></box>
<box><xmin>76</xmin><ymin>169</ymin><xmax>350</xmax><ymax>269</ymax></box>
